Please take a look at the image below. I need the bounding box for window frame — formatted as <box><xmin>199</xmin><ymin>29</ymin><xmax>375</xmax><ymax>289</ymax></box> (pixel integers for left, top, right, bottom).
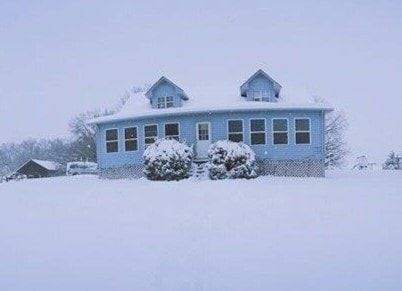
<box><xmin>143</xmin><ymin>124</ymin><xmax>158</xmax><ymax>148</ymax></box>
<box><xmin>166</xmin><ymin>96</ymin><xmax>174</xmax><ymax>108</ymax></box>
<box><xmin>294</xmin><ymin>118</ymin><xmax>311</xmax><ymax>145</ymax></box>
<box><xmin>124</xmin><ymin>126</ymin><xmax>138</xmax><ymax>152</ymax></box>
<box><xmin>227</xmin><ymin>119</ymin><xmax>244</xmax><ymax>143</ymax></box>
<box><xmin>157</xmin><ymin>96</ymin><xmax>174</xmax><ymax>108</ymax></box>
<box><xmin>249</xmin><ymin>118</ymin><xmax>266</xmax><ymax>146</ymax></box>
<box><xmin>251</xmin><ymin>90</ymin><xmax>270</xmax><ymax>102</ymax></box>
<box><xmin>164</xmin><ymin>122</ymin><xmax>180</xmax><ymax>140</ymax></box>
<box><xmin>196</xmin><ymin>122</ymin><xmax>211</xmax><ymax>142</ymax></box>
<box><xmin>272</xmin><ymin>118</ymin><xmax>289</xmax><ymax>145</ymax></box>
<box><xmin>105</xmin><ymin>128</ymin><xmax>119</xmax><ymax>153</ymax></box>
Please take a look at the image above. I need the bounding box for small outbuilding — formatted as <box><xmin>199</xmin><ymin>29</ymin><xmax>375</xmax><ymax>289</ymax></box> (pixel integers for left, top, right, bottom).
<box><xmin>16</xmin><ymin>159</ymin><xmax>64</xmax><ymax>178</ymax></box>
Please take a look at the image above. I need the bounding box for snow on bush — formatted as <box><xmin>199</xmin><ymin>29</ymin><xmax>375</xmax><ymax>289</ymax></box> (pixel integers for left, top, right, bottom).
<box><xmin>383</xmin><ymin>151</ymin><xmax>401</xmax><ymax>170</ymax></box>
<box><xmin>143</xmin><ymin>138</ymin><xmax>193</xmax><ymax>181</ymax></box>
<box><xmin>206</xmin><ymin>140</ymin><xmax>258</xmax><ymax>180</ymax></box>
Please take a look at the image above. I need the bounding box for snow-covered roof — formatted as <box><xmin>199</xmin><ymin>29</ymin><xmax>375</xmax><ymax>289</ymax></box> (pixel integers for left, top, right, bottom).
<box><xmin>89</xmin><ymin>90</ymin><xmax>333</xmax><ymax>125</ymax></box>
<box><xmin>31</xmin><ymin>160</ymin><xmax>62</xmax><ymax>171</ymax></box>
<box><xmin>66</xmin><ymin>161</ymin><xmax>97</xmax><ymax>167</ymax></box>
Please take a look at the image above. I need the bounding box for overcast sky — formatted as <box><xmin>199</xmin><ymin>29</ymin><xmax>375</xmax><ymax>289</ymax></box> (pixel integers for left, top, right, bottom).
<box><xmin>0</xmin><ymin>0</ymin><xmax>401</xmax><ymax>165</ymax></box>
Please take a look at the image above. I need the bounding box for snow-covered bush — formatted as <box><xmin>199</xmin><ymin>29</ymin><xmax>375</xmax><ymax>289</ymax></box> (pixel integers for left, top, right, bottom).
<box><xmin>206</xmin><ymin>140</ymin><xmax>258</xmax><ymax>180</ymax></box>
<box><xmin>383</xmin><ymin>151</ymin><xmax>401</xmax><ymax>170</ymax></box>
<box><xmin>143</xmin><ymin>138</ymin><xmax>193</xmax><ymax>181</ymax></box>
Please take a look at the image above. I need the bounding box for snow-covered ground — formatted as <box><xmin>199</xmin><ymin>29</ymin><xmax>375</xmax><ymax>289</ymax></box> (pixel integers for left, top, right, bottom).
<box><xmin>1</xmin><ymin>171</ymin><xmax>401</xmax><ymax>291</ymax></box>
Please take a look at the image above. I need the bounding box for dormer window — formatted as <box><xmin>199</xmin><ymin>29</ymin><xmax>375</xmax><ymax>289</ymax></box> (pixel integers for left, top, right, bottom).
<box><xmin>157</xmin><ymin>96</ymin><xmax>174</xmax><ymax>109</ymax></box>
<box><xmin>146</xmin><ymin>76</ymin><xmax>189</xmax><ymax>109</ymax></box>
<box><xmin>252</xmin><ymin>90</ymin><xmax>270</xmax><ymax>101</ymax></box>
<box><xmin>240</xmin><ymin>70</ymin><xmax>282</xmax><ymax>103</ymax></box>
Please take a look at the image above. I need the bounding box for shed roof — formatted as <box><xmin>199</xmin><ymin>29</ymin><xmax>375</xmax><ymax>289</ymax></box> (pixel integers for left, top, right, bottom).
<box><xmin>28</xmin><ymin>159</ymin><xmax>61</xmax><ymax>171</ymax></box>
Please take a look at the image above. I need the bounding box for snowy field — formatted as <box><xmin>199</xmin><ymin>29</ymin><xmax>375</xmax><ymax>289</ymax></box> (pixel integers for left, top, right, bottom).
<box><xmin>1</xmin><ymin>171</ymin><xmax>401</xmax><ymax>291</ymax></box>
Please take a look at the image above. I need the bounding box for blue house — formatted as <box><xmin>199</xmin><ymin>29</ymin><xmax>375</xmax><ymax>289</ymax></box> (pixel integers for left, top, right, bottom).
<box><xmin>90</xmin><ymin>70</ymin><xmax>332</xmax><ymax>178</ymax></box>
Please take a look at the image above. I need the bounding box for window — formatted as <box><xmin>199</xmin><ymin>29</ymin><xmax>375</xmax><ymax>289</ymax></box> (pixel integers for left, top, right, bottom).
<box><xmin>273</xmin><ymin>119</ymin><xmax>288</xmax><ymax>145</ymax></box>
<box><xmin>228</xmin><ymin>120</ymin><xmax>243</xmax><ymax>142</ymax></box>
<box><xmin>250</xmin><ymin>119</ymin><xmax>266</xmax><ymax>145</ymax></box>
<box><xmin>295</xmin><ymin>118</ymin><xmax>311</xmax><ymax>144</ymax></box>
<box><xmin>144</xmin><ymin>125</ymin><xmax>158</xmax><ymax>147</ymax></box>
<box><xmin>157</xmin><ymin>96</ymin><xmax>174</xmax><ymax>108</ymax></box>
<box><xmin>106</xmin><ymin>129</ymin><xmax>118</xmax><ymax>153</ymax></box>
<box><xmin>252</xmin><ymin>90</ymin><xmax>270</xmax><ymax>101</ymax></box>
<box><xmin>166</xmin><ymin>96</ymin><xmax>174</xmax><ymax>108</ymax></box>
<box><xmin>165</xmin><ymin>123</ymin><xmax>179</xmax><ymax>140</ymax></box>
<box><xmin>197</xmin><ymin>123</ymin><xmax>209</xmax><ymax>141</ymax></box>
<box><xmin>124</xmin><ymin>127</ymin><xmax>138</xmax><ymax>151</ymax></box>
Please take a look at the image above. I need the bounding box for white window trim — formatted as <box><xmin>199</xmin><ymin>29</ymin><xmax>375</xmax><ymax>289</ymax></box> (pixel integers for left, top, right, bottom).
<box><xmin>143</xmin><ymin>124</ymin><xmax>158</xmax><ymax>147</ymax></box>
<box><xmin>294</xmin><ymin>118</ymin><xmax>311</xmax><ymax>145</ymax></box>
<box><xmin>272</xmin><ymin>118</ymin><xmax>289</xmax><ymax>145</ymax></box>
<box><xmin>166</xmin><ymin>96</ymin><xmax>174</xmax><ymax>108</ymax></box>
<box><xmin>105</xmin><ymin>128</ymin><xmax>119</xmax><ymax>153</ymax></box>
<box><xmin>249</xmin><ymin>118</ymin><xmax>266</xmax><ymax>146</ymax></box>
<box><xmin>157</xmin><ymin>96</ymin><xmax>174</xmax><ymax>108</ymax></box>
<box><xmin>227</xmin><ymin>119</ymin><xmax>244</xmax><ymax>142</ymax></box>
<box><xmin>123</xmin><ymin>126</ymin><xmax>138</xmax><ymax>152</ymax></box>
<box><xmin>196</xmin><ymin>122</ymin><xmax>211</xmax><ymax>142</ymax></box>
<box><xmin>251</xmin><ymin>90</ymin><xmax>270</xmax><ymax>101</ymax></box>
<box><xmin>164</xmin><ymin>122</ymin><xmax>180</xmax><ymax>140</ymax></box>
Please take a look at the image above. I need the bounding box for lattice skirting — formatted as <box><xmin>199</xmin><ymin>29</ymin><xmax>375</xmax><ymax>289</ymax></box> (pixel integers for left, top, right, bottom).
<box><xmin>257</xmin><ymin>159</ymin><xmax>324</xmax><ymax>177</ymax></box>
<box><xmin>99</xmin><ymin>159</ymin><xmax>324</xmax><ymax>179</ymax></box>
<box><xmin>99</xmin><ymin>165</ymin><xmax>145</xmax><ymax>179</ymax></box>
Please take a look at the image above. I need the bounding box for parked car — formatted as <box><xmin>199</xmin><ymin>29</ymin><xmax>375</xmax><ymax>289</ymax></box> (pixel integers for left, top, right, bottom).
<box><xmin>5</xmin><ymin>172</ymin><xmax>27</xmax><ymax>182</ymax></box>
<box><xmin>66</xmin><ymin>162</ymin><xmax>98</xmax><ymax>176</ymax></box>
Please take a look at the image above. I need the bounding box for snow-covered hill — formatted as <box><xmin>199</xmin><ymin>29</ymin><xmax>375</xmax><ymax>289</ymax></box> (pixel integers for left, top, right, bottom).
<box><xmin>1</xmin><ymin>171</ymin><xmax>401</xmax><ymax>291</ymax></box>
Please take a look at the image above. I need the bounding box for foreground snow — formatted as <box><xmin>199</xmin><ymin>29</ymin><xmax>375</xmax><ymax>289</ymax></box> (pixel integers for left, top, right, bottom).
<box><xmin>0</xmin><ymin>171</ymin><xmax>401</xmax><ymax>291</ymax></box>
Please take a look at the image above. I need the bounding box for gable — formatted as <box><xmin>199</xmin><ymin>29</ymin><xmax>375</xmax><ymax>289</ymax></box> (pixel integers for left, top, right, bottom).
<box><xmin>240</xmin><ymin>69</ymin><xmax>281</xmax><ymax>99</ymax></box>
<box><xmin>145</xmin><ymin>76</ymin><xmax>189</xmax><ymax>109</ymax></box>
<box><xmin>145</xmin><ymin>76</ymin><xmax>189</xmax><ymax>100</ymax></box>
<box><xmin>17</xmin><ymin>160</ymin><xmax>49</xmax><ymax>176</ymax></box>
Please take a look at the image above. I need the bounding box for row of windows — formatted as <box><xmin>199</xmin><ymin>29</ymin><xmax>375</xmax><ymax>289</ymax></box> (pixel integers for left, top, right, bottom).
<box><xmin>105</xmin><ymin>118</ymin><xmax>311</xmax><ymax>153</ymax></box>
<box><xmin>106</xmin><ymin>123</ymin><xmax>179</xmax><ymax>153</ymax></box>
<box><xmin>227</xmin><ymin>118</ymin><xmax>311</xmax><ymax>145</ymax></box>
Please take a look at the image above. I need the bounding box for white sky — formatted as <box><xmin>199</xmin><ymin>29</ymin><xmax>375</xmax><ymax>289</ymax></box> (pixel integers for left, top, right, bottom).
<box><xmin>1</xmin><ymin>0</ymin><xmax>401</xmax><ymax>165</ymax></box>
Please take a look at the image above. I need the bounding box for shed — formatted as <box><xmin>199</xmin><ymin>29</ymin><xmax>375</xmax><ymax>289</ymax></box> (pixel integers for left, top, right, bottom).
<box><xmin>16</xmin><ymin>159</ymin><xmax>63</xmax><ymax>178</ymax></box>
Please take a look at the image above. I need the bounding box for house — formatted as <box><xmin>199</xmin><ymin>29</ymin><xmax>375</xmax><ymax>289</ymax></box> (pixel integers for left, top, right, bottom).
<box><xmin>89</xmin><ymin>69</ymin><xmax>332</xmax><ymax>178</ymax></box>
<box><xmin>16</xmin><ymin>159</ymin><xmax>64</xmax><ymax>178</ymax></box>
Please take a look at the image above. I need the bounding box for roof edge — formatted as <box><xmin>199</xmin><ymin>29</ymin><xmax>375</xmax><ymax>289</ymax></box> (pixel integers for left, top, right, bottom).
<box><xmin>88</xmin><ymin>105</ymin><xmax>333</xmax><ymax>125</ymax></box>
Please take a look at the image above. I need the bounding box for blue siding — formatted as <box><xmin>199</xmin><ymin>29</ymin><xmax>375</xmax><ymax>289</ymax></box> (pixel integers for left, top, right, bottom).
<box><xmin>96</xmin><ymin>109</ymin><xmax>325</xmax><ymax>169</ymax></box>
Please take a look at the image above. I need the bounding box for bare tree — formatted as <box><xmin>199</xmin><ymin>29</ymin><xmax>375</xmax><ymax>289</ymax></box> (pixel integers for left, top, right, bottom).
<box><xmin>314</xmin><ymin>97</ymin><xmax>350</xmax><ymax>169</ymax></box>
<box><xmin>68</xmin><ymin>85</ymin><xmax>150</xmax><ymax>162</ymax></box>
<box><xmin>68</xmin><ymin>109</ymin><xmax>111</xmax><ymax>162</ymax></box>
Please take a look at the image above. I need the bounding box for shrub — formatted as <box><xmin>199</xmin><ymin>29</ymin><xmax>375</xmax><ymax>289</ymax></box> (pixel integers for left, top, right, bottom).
<box><xmin>143</xmin><ymin>138</ymin><xmax>193</xmax><ymax>181</ymax></box>
<box><xmin>383</xmin><ymin>151</ymin><xmax>401</xmax><ymax>170</ymax></box>
<box><xmin>206</xmin><ymin>140</ymin><xmax>258</xmax><ymax>180</ymax></box>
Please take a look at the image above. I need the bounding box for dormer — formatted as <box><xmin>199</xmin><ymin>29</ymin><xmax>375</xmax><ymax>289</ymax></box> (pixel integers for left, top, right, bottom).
<box><xmin>145</xmin><ymin>76</ymin><xmax>189</xmax><ymax>109</ymax></box>
<box><xmin>240</xmin><ymin>69</ymin><xmax>282</xmax><ymax>102</ymax></box>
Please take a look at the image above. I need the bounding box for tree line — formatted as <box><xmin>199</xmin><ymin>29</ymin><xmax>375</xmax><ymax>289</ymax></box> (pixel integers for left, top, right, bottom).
<box><xmin>0</xmin><ymin>87</ymin><xmax>145</xmax><ymax>172</ymax></box>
